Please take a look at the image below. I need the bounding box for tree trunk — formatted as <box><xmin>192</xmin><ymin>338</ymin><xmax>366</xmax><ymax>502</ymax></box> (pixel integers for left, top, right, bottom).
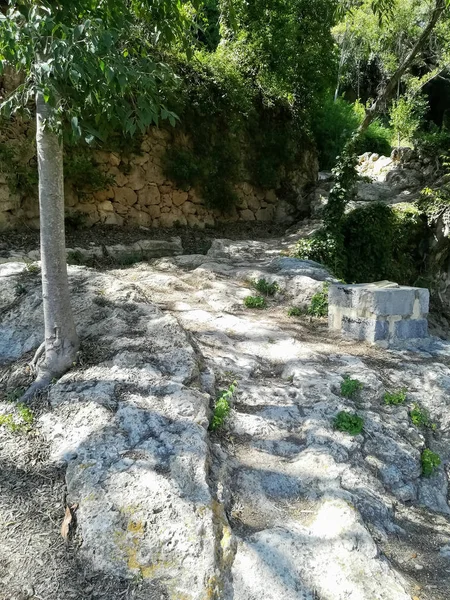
<box><xmin>358</xmin><ymin>0</ymin><xmax>447</xmax><ymax>134</ymax></box>
<box><xmin>23</xmin><ymin>93</ymin><xmax>79</xmax><ymax>400</ymax></box>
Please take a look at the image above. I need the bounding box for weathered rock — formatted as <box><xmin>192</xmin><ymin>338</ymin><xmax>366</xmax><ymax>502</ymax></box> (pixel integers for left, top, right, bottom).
<box><xmin>114</xmin><ymin>187</ymin><xmax>138</xmax><ymax>207</ymax></box>
<box><xmin>128</xmin><ymin>166</ymin><xmax>146</xmax><ymax>191</ymax></box>
<box><xmin>239</xmin><ymin>209</ymin><xmax>255</xmax><ymax>221</ymax></box>
<box><xmin>138</xmin><ymin>185</ymin><xmax>160</xmax><ymax>206</ymax></box>
<box><xmin>172</xmin><ymin>190</ymin><xmax>189</xmax><ymax>207</ymax></box>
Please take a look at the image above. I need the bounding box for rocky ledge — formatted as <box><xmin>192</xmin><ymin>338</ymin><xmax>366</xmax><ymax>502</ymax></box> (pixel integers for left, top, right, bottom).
<box><xmin>1</xmin><ymin>238</ymin><xmax>450</xmax><ymax>600</ymax></box>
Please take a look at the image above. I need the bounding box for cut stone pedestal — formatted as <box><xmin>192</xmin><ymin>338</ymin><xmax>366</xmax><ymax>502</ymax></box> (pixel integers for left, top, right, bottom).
<box><xmin>328</xmin><ymin>281</ymin><xmax>429</xmax><ymax>346</ymax></box>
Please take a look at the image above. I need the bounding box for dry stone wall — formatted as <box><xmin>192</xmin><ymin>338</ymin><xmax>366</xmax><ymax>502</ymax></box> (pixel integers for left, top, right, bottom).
<box><xmin>0</xmin><ymin>124</ymin><xmax>317</xmax><ymax>230</ymax></box>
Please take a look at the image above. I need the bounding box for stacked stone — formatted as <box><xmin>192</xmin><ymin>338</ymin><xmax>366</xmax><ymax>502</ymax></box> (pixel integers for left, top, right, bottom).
<box><xmin>66</xmin><ymin>129</ymin><xmax>284</xmax><ymax>229</ymax></box>
<box><xmin>328</xmin><ymin>281</ymin><xmax>430</xmax><ymax>346</ymax></box>
<box><xmin>0</xmin><ymin>123</ymin><xmax>317</xmax><ymax>230</ymax></box>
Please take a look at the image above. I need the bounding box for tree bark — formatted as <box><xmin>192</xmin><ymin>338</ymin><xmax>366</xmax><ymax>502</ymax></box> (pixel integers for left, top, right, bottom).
<box><xmin>358</xmin><ymin>0</ymin><xmax>447</xmax><ymax>133</ymax></box>
<box><xmin>23</xmin><ymin>92</ymin><xmax>79</xmax><ymax>400</ymax></box>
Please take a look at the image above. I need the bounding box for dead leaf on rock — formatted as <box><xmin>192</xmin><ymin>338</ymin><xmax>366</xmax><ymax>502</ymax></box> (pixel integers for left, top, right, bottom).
<box><xmin>60</xmin><ymin>503</ymin><xmax>78</xmax><ymax>541</ymax></box>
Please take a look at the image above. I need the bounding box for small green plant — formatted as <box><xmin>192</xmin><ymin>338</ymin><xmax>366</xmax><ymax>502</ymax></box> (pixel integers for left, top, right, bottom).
<box><xmin>0</xmin><ymin>404</ymin><xmax>34</xmax><ymax>433</ymax></box>
<box><xmin>244</xmin><ymin>295</ymin><xmax>267</xmax><ymax>309</ymax></box>
<box><xmin>421</xmin><ymin>448</ymin><xmax>441</xmax><ymax>477</ymax></box>
<box><xmin>210</xmin><ymin>381</ymin><xmax>237</xmax><ymax>431</ymax></box>
<box><xmin>24</xmin><ymin>261</ymin><xmax>40</xmax><ymax>274</ymax></box>
<box><xmin>333</xmin><ymin>411</ymin><xmax>364</xmax><ymax>435</ymax></box>
<box><xmin>383</xmin><ymin>388</ymin><xmax>407</xmax><ymax>406</ymax></box>
<box><xmin>6</xmin><ymin>388</ymin><xmax>24</xmax><ymax>402</ymax></box>
<box><xmin>252</xmin><ymin>278</ymin><xmax>279</xmax><ymax>297</ymax></box>
<box><xmin>17</xmin><ymin>404</ymin><xmax>34</xmax><ymax>426</ymax></box>
<box><xmin>14</xmin><ymin>283</ymin><xmax>27</xmax><ymax>297</ymax></box>
<box><xmin>410</xmin><ymin>403</ymin><xmax>436</xmax><ymax>430</ymax></box>
<box><xmin>340</xmin><ymin>375</ymin><xmax>363</xmax><ymax>398</ymax></box>
<box><xmin>287</xmin><ymin>306</ymin><xmax>305</xmax><ymax>317</ymax></box>
<box><xmin>307</xmin><ymin>284</ymin><xmax>329</xmax><ymax>317</ymax></box>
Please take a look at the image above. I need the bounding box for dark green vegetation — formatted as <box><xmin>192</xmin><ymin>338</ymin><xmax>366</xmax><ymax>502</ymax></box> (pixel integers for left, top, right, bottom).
<box><xmin>421</xmin><ymin>448</ymin><xmax>441</xmax><ymax>477</ymax></box>
<box><xmin>340</xmin><ymin>375</ymin><xmax>363</xmax><ymax>399</ymax></box>
<box><xmin>210</xmin><ymin>381</ymin><xmax>237</xmax><ymax>431</ymax></box>
<box><xmin>252</xmin><ymin>279</ymin><xmax>279</xmax><ymax>297</ymax></box>
<box><xmin>334</xmin><ymin>382</ymin><xmax>440</xmax><ymax>479</ymax></box>
<box><xmin>297</xmin><ymin>200</ymin><xmax>428</xmax><ymax>285</ymax></box>
<box><xmin>164</xmin><ymin>0</ymin><xmax>338</xmax><ymax>211</ymax></box>
<box><xmin>384</xmin><ymin>389</ymin><xmax>407</xmax><ymax>406</ymax></box>
<box><xmin>308</xmin><ymin>284</ymin><xmax>329</xmax><ymax>317</ymax></box>
<box><xmin>333</xmin><ymin>411</ymin><xmax>364</xmax><ymax>435</ymax></box>
<box><xmin>287</xmin><ymin>284</ymin><xmax>329</xmax><ymax>318</ymax></box>
<box><xmin>287</xmin><ymin>306</ymin><xmax>304</xmax><ymax>318</ymax></box>
<box><xmin>244</xmin><ymin>295</ymin><xmax>267</xmax><ymax>309</ymax></box>
<box><xmin>410</xmin><ymin>403</ymin><xmax>437</xmax><ymax>430</ymax></box>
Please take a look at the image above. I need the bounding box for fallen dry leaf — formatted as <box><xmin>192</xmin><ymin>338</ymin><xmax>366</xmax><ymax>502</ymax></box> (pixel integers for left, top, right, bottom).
<box><xmin>60</xmin><ymin>503</ymin><xmax>78</xmax><ymax>540</ymax></box>
<box><xmin>60</xmin><ymin>506</ymin><xmax>72</xmax><ymax>540</ymax></box>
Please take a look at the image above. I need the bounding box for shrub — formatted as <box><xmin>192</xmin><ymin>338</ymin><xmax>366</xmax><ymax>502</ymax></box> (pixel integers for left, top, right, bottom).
<box><xmin>340</xmin><ymin>375</ymin><xmax>363</xmax><ymax>398</ymax></box>
<box><xmin>311</xmin><ymin>96</ymin><xmax>359</xmax><ymax>170</ymax></box>
<box><xmin>65</xmin><ymin>147</ymin><xmax>113</xmax><ymax>193</ymax></box>
<box><xmin>163</xmin><ymin>51</ymin><xmax>311</xmax><ymax>211</ymax></box>
<box><xmin>421</xmin><ymin>448</ymin><xmax>441</xmax><ymax>477</ymax></box>
<box><xmin>410</xmin><ymin>403</ymin><xmax>436</xmax><ymax>430</ymax></box>
<box><xmin>340</xmin><ymin>202</ymin><xmax>426</xmax><ymax>284</ymax></box>
<box><xmin>415</xmin><ymin>127</ymin><xmax>450</xmax><ymax>160</ymax></box>
<box><xmin>311</xmin><ymin>97</ymin><xmax>392</xmax><ymax>170</ymax></box>
<box><xmin>383</xmin><ymin>388</ymin><xmax>407</xmax><ymax>406</ymax></box>
<box><xmin>252</xmin><ymin>278</ymin><xmax>279</xmax><ymax>296</ymax></box>
<box><xmin>244</xmin><ymin>295</ymin><xmax>267</xmax><ymax>309</ymax></box>
<box><xmin>355</xmin><ymin>121</ymin><xmax>392</xmax><ymax>157</ymax></box>
<box><xmin>295</xmin><ymin>230</ymin><xmax>338</xmax><ymax>273</ymax></box>
<box><xmin>210</xmin><ymin>381</ymin><xmax>237</xmax><ymax>431</ymax></box>
<box><xmin>287</xmin><ymin>306</ymin><xmax>304</xmax><ymax>317</ymax></box>
<box><xmin>333</xmin><ymin>411</ymin><xmax>364</xmax><ymax>435</ymax></box>
<box><xmin>308</xmin><ymin>284</ymin><xmax>329</xmax><ymax>317</ymax></box>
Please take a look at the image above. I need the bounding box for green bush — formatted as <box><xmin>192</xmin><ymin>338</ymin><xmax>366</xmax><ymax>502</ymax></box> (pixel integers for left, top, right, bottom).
<box><xmin>410</xmin><ymin>403</ymin><xmax>436</xmax><ymax>430</ymax></box>
<box><xmin>383</xmin><ymin>389</ymin><xmax>407</xmax><ymax>406</ymax></box>
<box><xmin>252</xmin><ymin>278</ymin><xmax>279</xmax><ymax>296</ymax></box>
<box><xmin>308</xmin><ymin>284</ymin><xmax>329</xmax><ymax>317</ymax></box>
<box><xmin>341</xmin><ymin>202</ymin><xmax>426</xmax><ymax>284</ymax></box>
<box><xmin>244</xmin><ymin>295</ymin><xmax>267</xmax><ymax>309</ymax></box>
<box><xmin>295</xmin><ymin>230</ymin><xmax>338</xmax><ymax>272</ymax></box>
<box><xmin>342</xmin><ymin>202</ymin><xmax>395</xmax><ymax>282</ymax></box>
<box><xmin>311</xmin><ymin>97</ymin><xmax>392</xmax><ymax>170</ymax></box>
<box><xmin>296</xmin><ymin>201</ymin><xmax>426</xmax><ymax>284</ymax></box>
<box><xmin>311</xmin><ymin>97</ymin><xmax>358</xmax><ymax>170</ymax></box>
<box><xmin>333</xmin><ymin>411</ymin><xmax>364</xmax><ymax>435</ymax></box>
<box><xmin>421</xmin><ymin>448</ymin><xmax>441</xmax><ymax>477</ymax></box>
<box><xmin>210</xmin><ymin>381</ymin><xmax>237</xmax><ymax>431</ymax></box>
<box><xmin>415</xmin><ymin>127</ymin><xmax>450</xmax><ymax>160</ymax></box>
<box><xmin>340</xmin><ymin>375</ymin><xmax>363</xmax><ymax>398</ymax></box>
<box><xmin>65</xmin><ymin>148</ymin><xmax>113</xmax><ymax>193</ymax></box>
<box><xmin>163</xmin><ymin>51</ymin><xmax>311</xmax><ymax>211</ymax></box>
<box><xmin>287</xmin><ymin>306</ymin><xmax>304</xmax><ymax>317</ymax></box>
<box><xmin>355</xmin><ymin>121</ymin><xmax>392</xmax><ymax>157</ymax></box>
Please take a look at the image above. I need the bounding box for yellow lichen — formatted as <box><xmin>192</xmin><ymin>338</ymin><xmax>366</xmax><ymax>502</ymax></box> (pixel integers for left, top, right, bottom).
<box><xmin>127</xmin><ymin>520</ymin><xmax>145</xmax><ymax>535</ymax></box>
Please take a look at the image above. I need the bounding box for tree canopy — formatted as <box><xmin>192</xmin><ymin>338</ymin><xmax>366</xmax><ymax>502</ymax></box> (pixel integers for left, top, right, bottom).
<box><xmin>0</xmin><ymin>1</ymin><xmax>202</xmax><ymax>141</ymax></box>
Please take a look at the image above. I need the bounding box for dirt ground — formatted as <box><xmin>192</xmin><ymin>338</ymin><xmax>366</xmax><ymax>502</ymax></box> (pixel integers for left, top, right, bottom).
<box><xmin>0</xmin><ymin>222</ymin><xmax>288</xmax><ymax>257</ymax></box>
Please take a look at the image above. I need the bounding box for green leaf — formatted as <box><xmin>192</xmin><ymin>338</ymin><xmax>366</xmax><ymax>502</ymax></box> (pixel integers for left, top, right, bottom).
<box><xmin>71</xmin><ymin>116</ymin><xmax>81</xmax><ymax>138</ymax></box>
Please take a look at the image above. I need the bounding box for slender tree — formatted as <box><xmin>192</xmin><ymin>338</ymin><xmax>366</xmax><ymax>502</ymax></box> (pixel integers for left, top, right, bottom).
<box><xmin>0</xmin><ymin>1</ymin><xmax>199</xmax><ymax>400</ymax></box>
<box><xmin>358</xmin><ymin>0</ymin><xmax>449</xmax><ymax>133</ymax></box>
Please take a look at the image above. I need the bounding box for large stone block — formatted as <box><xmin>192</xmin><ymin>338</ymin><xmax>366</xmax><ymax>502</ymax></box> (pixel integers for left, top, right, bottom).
<box><xmin>329</xmin><ymin>281</ymin><xmax>430</xmax><ymax>346</ymax></box>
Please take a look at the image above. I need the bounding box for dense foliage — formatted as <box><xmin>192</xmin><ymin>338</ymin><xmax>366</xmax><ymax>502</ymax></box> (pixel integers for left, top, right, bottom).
<box><xmin>164</xmin><ymin>0</ymin><xmax>339</xmax><ymax>209</ymax></box>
